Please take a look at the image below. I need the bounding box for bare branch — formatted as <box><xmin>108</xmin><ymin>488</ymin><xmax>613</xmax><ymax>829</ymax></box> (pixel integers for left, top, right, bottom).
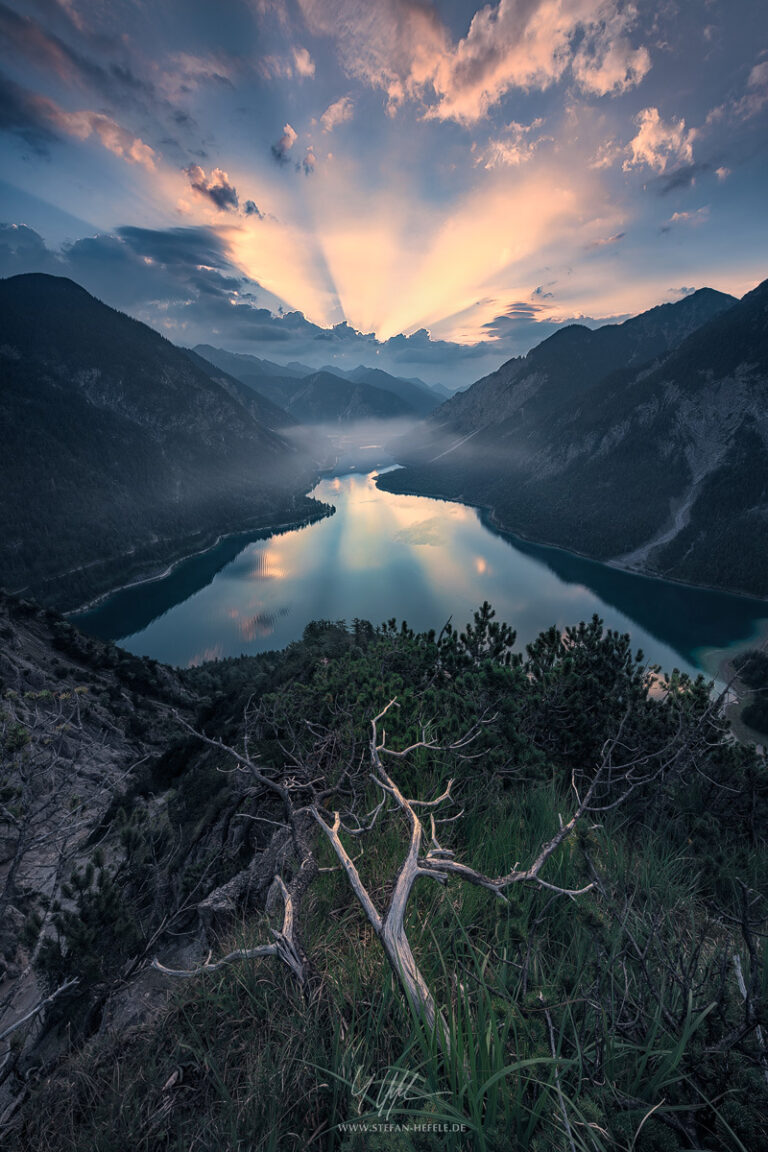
<box><xmin>152</xmin><ymin>875</ymin><xmax>305</xmax><ymax>984</ymax></box>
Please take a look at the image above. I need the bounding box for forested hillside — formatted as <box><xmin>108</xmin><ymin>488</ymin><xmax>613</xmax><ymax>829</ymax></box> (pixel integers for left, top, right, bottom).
<box><xmin>1</xmin><ymin>592</ymin><xmax>766</xmax><ymax>1150</ymax></box>
<box><xmin>0</xmin><ymin>275</ymin><xmax>323</xmax><ymax>610</ymax></box>
<box><xmin>381</xmin><ymin>281</ymin><xmax>768</xmax><ymax>597</ymax></box>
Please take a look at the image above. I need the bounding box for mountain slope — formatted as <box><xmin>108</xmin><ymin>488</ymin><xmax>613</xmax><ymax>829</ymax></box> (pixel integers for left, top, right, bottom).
<box><xmin>381</xmin><ymin>282</ymin><xmax>768</xmax><ymax>597</ymax></box>
<box><xmin>0</xmin><ymin>274</ymin><xmax>320</xmax><ymax>608</ymax></box>
<box><xmin>182</xmin><ymin>347</ymin><xmax>294</xmax><ymax>429</ymax></box>
<box><xmin>345</xmin><ymin>365</ymin><xmax>441</xmax><ymax>414</ymax></box>
<box><xmin>421</xmin><ymin>287</ymin><xmax>737</xmax><ymax>447</ymax></box>
<box><xmin>195</xmin><ymin>344</ymin><xmax>431</xmax><ymax>420</ymax></box>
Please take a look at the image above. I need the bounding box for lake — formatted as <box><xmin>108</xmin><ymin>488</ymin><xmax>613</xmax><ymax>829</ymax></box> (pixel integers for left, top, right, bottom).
<box><xmin>75</xmin><ymin>467</ymin><xmax>768</xmax><ymax>677</ymax></box>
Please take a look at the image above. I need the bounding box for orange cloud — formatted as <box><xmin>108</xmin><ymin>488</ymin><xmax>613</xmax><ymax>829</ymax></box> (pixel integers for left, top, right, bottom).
<box><xmin>297</xmin><ymin>0</ymin><xmax>651</xmax><ymax>124</ymax></box>
<box><xmin>43</xmin><ymin>101</ymin><xmax>157</xmax><ymax>169</ymax></box>
<box><xmin>623</xmin><ymin>107</ymin><xmax>695</xmax><ymax>173</ymax></box>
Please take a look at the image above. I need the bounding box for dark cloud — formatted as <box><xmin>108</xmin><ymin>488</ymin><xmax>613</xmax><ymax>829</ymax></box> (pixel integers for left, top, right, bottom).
<box><xmin>244</xmin><ymin>200</ymin><xmax>265</xmax><ymax>218</ymax></box>
<box><xmin>0</xmin><ymin>73</ymin><xmax>58</xmax><ymax>151</ymax></box>
<box><xmin>655</xmin><ymin>162</ymin><xmax>710</xmax><ymax>195</ymax></box>
<box><xmin>0</xmin><ymin>221</ymin><xmax>61</xmax><ymax>269</ymax></box>
<box><xmin>116</xmin><ymin>224</ymin><xmax>231</xmax><ymax>268</ymax></box>
<box><xmin>185</xmin><ymin>163</ymin><xmax>239</xmax><ymax>211</ymax></box>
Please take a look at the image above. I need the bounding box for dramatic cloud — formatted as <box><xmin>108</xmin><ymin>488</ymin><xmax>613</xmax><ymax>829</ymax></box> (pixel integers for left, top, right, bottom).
<box><xmin>185</xmin><ymin>164</ymin><xmax>239</xmax><ymax>210</ymax></box>
<box><xmin>271</xmin><ymin>122</ymin><xmax>297</xmax><ymax>162</ymax></box>
<box><xmin>0</xmin><ymin>221</ymin><xmax>609</xmax><ymax>388</ymax></box>
<box><xmin>320</xmin><ymin>95</ymin><xmax>354</xmax><ymax>132</ymax></box>
<box><xmin>298</xmin><ymin>0</ymin><xmax>652</xmax><ymax>124</ymax></box>
<box><xmin>244</xmin><ymin>200</ymin><xmax>265</xmax><ymax>218</ymax></box>
<box><xmin>623</xmin><ymin>107</ymin><xmax>695</xmax><ymax>172</ymax></box>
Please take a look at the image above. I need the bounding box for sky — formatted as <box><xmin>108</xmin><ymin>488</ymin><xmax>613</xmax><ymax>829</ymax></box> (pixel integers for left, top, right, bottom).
<box><xmin>0</xmin><ymin>0</ymin><xmax>766</xmax><ymax>389</ymax></box>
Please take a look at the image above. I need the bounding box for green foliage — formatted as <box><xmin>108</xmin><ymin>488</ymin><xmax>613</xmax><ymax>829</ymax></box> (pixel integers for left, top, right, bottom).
<box><xmin>13</xmin><ymin>610</ymin><xmax>768</xmax><ymax>1151</ymax></box>
<box><xmin>735</xmin><ymin>648</ymin><xmax>768</xmax><ymax>736</ymax></box>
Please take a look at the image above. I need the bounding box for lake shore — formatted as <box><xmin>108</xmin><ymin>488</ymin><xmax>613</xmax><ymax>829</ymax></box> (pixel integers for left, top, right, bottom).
<box><xmin>374</xmin><ymin>473</ymin><xmax>768</xmax><ymax>606</ymax></box>
<box><xmin>66</xmin><ymin>503</ymin><xmax>334</xmax><ymax>616</ymax></box>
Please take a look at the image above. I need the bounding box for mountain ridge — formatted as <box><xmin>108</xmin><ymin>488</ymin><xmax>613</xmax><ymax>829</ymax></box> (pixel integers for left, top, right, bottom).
<box><xmin>380</xmin><ymin>280</ymin><xmax>768</xmax><ymax>597</ymax></box>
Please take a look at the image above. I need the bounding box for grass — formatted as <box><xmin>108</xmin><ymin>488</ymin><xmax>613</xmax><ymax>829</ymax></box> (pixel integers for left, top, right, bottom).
<box><xmin>16</xmin><ymin>772</ymin><xmax>767</xmax><ymax>1152</ymax></box>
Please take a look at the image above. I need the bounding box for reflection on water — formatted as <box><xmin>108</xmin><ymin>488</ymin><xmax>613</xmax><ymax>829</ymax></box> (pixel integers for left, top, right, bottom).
<box><xmin>75</xmin><ymin>469</ymin><xmax>768</xmax><ymax>674</ymax></box>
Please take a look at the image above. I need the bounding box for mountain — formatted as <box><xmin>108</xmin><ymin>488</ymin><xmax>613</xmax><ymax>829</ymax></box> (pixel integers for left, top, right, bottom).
<box><xmin>195</xmin><ymin>344</ymin><xmax>443</xmax><ymax>418</ymax></box>
<box><xmin>182</xmin><ymin>347</ymin><xmax>294</xmax><ymax>429</ymax></box>
<box><xmin>345</xmin><ymin>366</ymin><xmax>441</xmax><ymax>415</ymax></box>
<box><xmin>380</xmin><ymin>283</ymin><xmax>768</xmax><ymax>598</ymax></box>
<box><xmin>194</xmin><ymin>345</ymin><xmax>314</xmax><ymax>382</ymax></box>
<box><xmin>0</xmin><ymin>274</ymin><xmax>323</xmax><ymax>609</ymax></box>
<box><xmin>269</xmin><ymin>368</ymin><xmax>417</xmax><ymax>421</ymax></box>
<box><xmin>420</xmin><ymin>287</ymin><xmax>737</xmax><ymax>443</ymax></box>
<box><xmin>193</xmin><ymin>345</ymin><xmax>419</xmax><ymax>422</ymax></box>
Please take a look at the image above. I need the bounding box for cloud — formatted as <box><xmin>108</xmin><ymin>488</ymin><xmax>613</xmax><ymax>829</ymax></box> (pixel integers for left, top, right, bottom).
<box><xmin>670</xmin><ymin>286</ymin><xmax>696</xmax><ymax>297</ymax></box>
<box><xmin>0</xmin><ymin>220</ymin><xmax>613</xmax><ymax>388</ymax></box>
<box><xmin>320</xmin><ymin>95</ymin><xmax>354</xmax><ymax>132</ymax></box>
<box><xmin>0</xmin><ymin>222</ymin><xmax>244</xmax><ymax>314</ymax></box>
<box><xmin>715</xmin><ymin>165</ymin><xmax>730</xmax><ymax>181</ymax></box>
<box><xmin>55</xmin><ymin>108</ymin><xmax>157</xmax><ymax>168</ymax></box>
<box><xmin>299</xmin><ymin>146</ymin><xmax>316</xmax><ymax>175</ymax></box>
<box><xmin>655</xmin><ymin>162</ymin><xmax>708</xmax><ymax>195</ymax></box>
<box><xmin>244</xmin><ymin>200</ymin><xmax>265</xmax><ymax>218</ymax></box>
<box><xmin>586</xmin><ymin>231</ymin><xmax>625</xmax><ymax>249</ymax></box>
<box><xmin>477</xmin><ymin>118</ymin><xmax>549</xmax><ymax>168</ymax></box>
<box><xmin>0</xmin><ymin>73</ymin><xmax>58</xmax><ymax>150</ymax></box>
<box><xmin>572</xmin><ymin>9</ymin><xmax>651</xmax><ymax>96</ymax></box>
<box><xmin>0</xmin><ymin>2</ymin><xmax>152</xmax><ymax>106</ymax></box>
<box><xmin>0</xmin><ymin>221</ymin><xmax>61</xmax><ymax>269</ymax></box>
<box><xmin>665</xmin><ymin>206</ymin><xmax>710</xmax><ymax>228</ymax></box>
<box><xmin>185</xmin><ymin>163</ymin><xmax>239</xmax><ymax>210</ymax></box>
<box><xmin>271</xmin><ymin>122</ymin><xmax>297</xmax><ymax>162</ymax></box>
<box><xmin>623</xmin><ymin>107</ymin><xmax>695</xmax><ymax>173</ymax></box>
<box><xmin>297</xmin><ymin>0</ymin><xmax>652</xmax><ymax>125</ymax></box>
<box><xmin>733</xmin><ymin>60</ymin><xmax>768</xmax><ymax>119</ymax></box>
<box><xmin>160</xmin><ymin>52</ymin><xmax>235</xmax><ymax>97</ymax></box>
<box><xmin>0</xmin><ymin>74</ymin><xmax>157</xmax><ymax>168</ymax></box>
<box><xmin>259</xmin><ymin>45</ymin><xmax>316</xmax><ymax>80</ymax></box>
<box><xmin>292</xmin><ymin>46</ymin><xmax>315</xmax><ymax>77</ymax></box>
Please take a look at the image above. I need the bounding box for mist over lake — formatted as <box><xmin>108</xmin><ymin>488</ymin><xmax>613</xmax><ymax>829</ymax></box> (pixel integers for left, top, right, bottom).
<box><xmin>76</xmin><ymin>466</ymin><xmax>768</xmax><ymax>677</ymax></box>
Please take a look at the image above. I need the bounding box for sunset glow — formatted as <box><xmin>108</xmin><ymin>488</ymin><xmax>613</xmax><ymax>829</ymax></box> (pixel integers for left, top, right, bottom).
<box><xmin>1</xmin><ymin>0</ymin><xmax>766</xmax><ymax>386</ymax></box>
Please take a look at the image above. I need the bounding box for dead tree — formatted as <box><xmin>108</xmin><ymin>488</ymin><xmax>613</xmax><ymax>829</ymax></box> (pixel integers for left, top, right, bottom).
<box><xmin>154</xmin><ymin>699</ymin><xmax>597</xmax><ymax>1053</ymax></box>
<box><xmin>152</xmin><ymin>688</ymin><xmax>739</xmax><ymax>1057</ymax></box>
<box><xmin>311</xmin><ymin>699</ymin><xmax>595</xmax><ymax>1052</ymax></box>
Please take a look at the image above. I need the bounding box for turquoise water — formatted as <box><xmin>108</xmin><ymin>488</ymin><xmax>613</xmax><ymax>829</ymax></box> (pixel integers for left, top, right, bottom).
<box><xmin>75</xmin><ymin>468</ymin><xmax>768</xmax><ymax>675</ymax></box>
